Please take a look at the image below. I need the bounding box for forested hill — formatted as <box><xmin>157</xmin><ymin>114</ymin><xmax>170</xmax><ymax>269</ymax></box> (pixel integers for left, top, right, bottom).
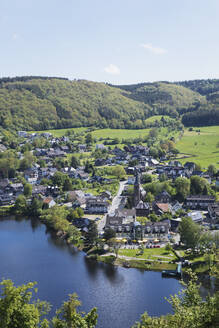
<box><xmin>0</xmin><ymin>76</ymin><xmax>218</xmax><ymax>131</ymax></box>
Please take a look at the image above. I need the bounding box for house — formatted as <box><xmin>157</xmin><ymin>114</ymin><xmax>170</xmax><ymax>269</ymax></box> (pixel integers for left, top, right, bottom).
<box><xmin>153</xmin><ymin>202</ymin><xmax>170</xmax><ymax>215</ymax></box>
<box><xmin>105</xmin><ymin>216</ymin><xmax>170</xmax><ymax>240</ymax></box>
<box><xmin>32</xmin><ymin>185</ymin><xmax>47</xmax><ymax>196</ymax></box>
<box><xmin>156</xmin><ymin>191</ymin><xmax>171</xmax><ymax>203</ymax></box>
<box><xmin>105</xmin><ymin>210</ymin><xmax>136</xmax><ymax>236</ymax></box>
<box><xmin>0</xmin><ymin>144</ymin><xmax>7</xmax><ymax>152</ymax></box>
<box><xmin>100</xmin><ymin>191</ymin><xmax>112</xmax><ymax>200</ymax></box>
<box><xmin>10</xmin><ymin>183</ymin><xmax>24</xmax><ymax>196</ymax></box>
<box><xmin>24</xmin><ymin>169</ymin><xmax>38</xmax><ymax>184</ymax></box>
<box><xmin>135</xmin><ymin>200</ymin><xmax>150</xmax><ymax>217</ymax></box>
<box><xmin>141</xmin><ymin>220</ymin><xmax>170</xmax><ymax>238</ymax></box>
<box><xmin>77</xmin><ymin>170</ymin><xmax>90</xmax><ymax>181</ymax></box>
<box><xmin>208</xmin><ymin>203</ymin><xmax>219</xmax><ymax>222</ymax></box>
<box><xmin>128</xmin><ymin>176</ymin><xmax>135</xmax><ymax>185</ymax></box>
<box><xmin>116</xmin><ymin>208</ymin><xmax>136</xmax><ymax>220</ymax></box>
<box><xmin>43</xmin><ymin>197</ymin><xmax>56</xmax><ymax>208</ymax></box>
<box><xmin>86</xmin><ymin>197</ymin><xmax>109</xmax><ymax>214</ymax></box>
<box><xmin>72</xmin><ymin>218</ymin><xmax>91</xmax><ymax>231</ymax></box>
<box><xmin>171</xmin><ymin>201</ymin><xmax>183</xmax><ymax>214</ymax></box>
<box><xmin>96</xmin><ymin>144</ymin><xmax>106</xmax><ymax>150</ymax></box>
<box><xmin>184</xmin><ymin>162</ymin><xmax>196</xmax><ymax>176</ymax></box>
<box><xmin>148</xmin><ymin>158</ymin><xmax>159</xmax><ymax>167</ymax></box>
<box><xmin>67</xmin><ymin>190</ymin><xmax>86</xmax><ymax>206</ymax></box>
<box><xmin>188</xmin><ymin>211</ymin><xmax>204</xmax><ymax>223</ymax></box>
<box><xmin>78</xmin><ymin>144</ymin><xmax>87</xmax><ymax>152</ymax></box>
<box><xmin>46</xmin><ymin>186</ymin><xmax>59</xmax><ymax>197</ymax></box>
<box><xmin>18</xmin><ymin>131</ymin><xmax>28</xmax><ymax>137</ymax></box>
<box><xmin>186</xmin><ymin>195</ymin><xmax>215</xmax><ymax>209</ymax></box>
<box><xmin>0</xmin><ymin>194</ymin><xmax>14</xmax><ymax>206</ymax></box>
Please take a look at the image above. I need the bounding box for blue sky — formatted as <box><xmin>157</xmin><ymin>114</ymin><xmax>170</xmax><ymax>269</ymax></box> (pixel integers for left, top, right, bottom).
<box><xmin>0</xmin><ymin>0</ymin><xmax>219</xmax><ymax>84</ymax></box>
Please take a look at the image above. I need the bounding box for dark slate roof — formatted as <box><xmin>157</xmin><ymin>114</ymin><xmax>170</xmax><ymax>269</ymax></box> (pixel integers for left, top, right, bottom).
<box><xmin>136</xmin><ymin>200</ymin><xmax>150</xmax><ymax>210</ymax></box>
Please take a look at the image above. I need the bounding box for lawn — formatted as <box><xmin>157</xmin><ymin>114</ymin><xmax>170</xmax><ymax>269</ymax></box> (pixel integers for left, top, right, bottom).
<box><xmin>176</xmin><ymin>126</ymin><xmax>219</xmax><ymax>168</ymax></box>
<box><xmin>118</xmin><ymin>248</ymin><xmax>177</xmax><ymax>261</ymax></box>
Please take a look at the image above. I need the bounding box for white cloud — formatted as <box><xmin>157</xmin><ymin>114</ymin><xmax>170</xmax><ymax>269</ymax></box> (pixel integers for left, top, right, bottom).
<box><xmin>104</xmin><ymin>64</ymin><xmax>120</xmax><ymax>75</ymax></box>
<box><xmin>140</xmin><ymin>43</ymin><xmax>167</xmax><ymax>55</ymax></box>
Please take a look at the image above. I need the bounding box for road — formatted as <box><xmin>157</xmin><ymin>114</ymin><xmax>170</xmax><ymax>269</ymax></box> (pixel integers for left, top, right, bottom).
<box><xmin>98</xmin><ymin>180</ymin><xmax>127</xmax><ymax>234</ymax></box>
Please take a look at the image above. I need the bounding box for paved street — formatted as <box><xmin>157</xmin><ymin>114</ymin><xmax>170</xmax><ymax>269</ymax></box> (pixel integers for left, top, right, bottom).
<box><xmin>97</xmin><ymin>180</ymin><xmax>127</xmax><ymax>234</ymax></box>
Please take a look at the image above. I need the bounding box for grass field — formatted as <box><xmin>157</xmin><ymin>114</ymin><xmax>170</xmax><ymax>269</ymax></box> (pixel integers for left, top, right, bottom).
<box><xmin>176</xmin><ymin>126</ymin><xmax>219</xmax><ymax>168</ymax></box>
<box><xmin>144</xmin><ymin>115</ymin><xmax>173</xmax><ymax>123</ymax></box>
<box><xmin>91</xmin><ymin>128</ymin><xmax>150</xmax><ymax>140</ymax></box>
<box><xmin>31</xmin><ymin>127</ymin><xmax>87</xmax><ymax>137</ymax></box>
<box><xmin>32</xmin><ymin>125</ymin><xmax>179</xmax><ymax>144</ymax></box>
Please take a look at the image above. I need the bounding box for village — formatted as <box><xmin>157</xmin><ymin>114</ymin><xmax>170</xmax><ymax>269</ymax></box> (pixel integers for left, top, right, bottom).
<box><xmin>0</xmin><ymin>129</ymin><xmax>218</xmax><ymax>257</ymax></box>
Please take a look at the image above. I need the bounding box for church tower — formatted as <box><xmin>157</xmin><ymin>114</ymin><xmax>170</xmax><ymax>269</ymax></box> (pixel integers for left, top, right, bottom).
<box><xmin>134</xmin><ymin>169</ymin><xmax>141</xmax><ymax>206</ymax></box>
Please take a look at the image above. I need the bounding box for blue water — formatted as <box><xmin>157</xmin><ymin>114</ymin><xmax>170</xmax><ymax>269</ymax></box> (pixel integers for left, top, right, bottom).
<box><xmin>0</xmin><ymin>218</ymin><xmax>183</xmax><ymax>328</ymax></box>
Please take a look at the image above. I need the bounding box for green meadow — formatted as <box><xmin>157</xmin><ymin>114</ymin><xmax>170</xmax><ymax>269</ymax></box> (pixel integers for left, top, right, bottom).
<box><xmin>144</xmin><ymin>115</ymin><xmax>173</xmax><ymax>124</ymax></box>
<box><xmin>176</xmin><ymin>126</ymin><xmax>219</xmax><ymax>168</ymax></box>
<box><xmin>91</xmin><ymin>128</ymin><xmax>150</xmax><ymax>140</ymax></box>
<box><xmin>31</xmin><ymin>127</ymin><xmax>87</xmax><ymax>137</ymax></box>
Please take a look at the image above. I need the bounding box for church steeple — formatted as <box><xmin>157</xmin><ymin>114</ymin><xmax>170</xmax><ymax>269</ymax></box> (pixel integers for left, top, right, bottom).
<box><xmin>134</xmin><ymin>169</ymin><xmax>141</xmax><ymax>206</ymax></box>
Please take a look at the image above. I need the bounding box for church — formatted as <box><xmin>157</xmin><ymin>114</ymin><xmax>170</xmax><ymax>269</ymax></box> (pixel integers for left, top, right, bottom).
<box><xmin>133</xmin><ymin>169</ymin><xmax>150</xmax><ymax>217</ymax></box>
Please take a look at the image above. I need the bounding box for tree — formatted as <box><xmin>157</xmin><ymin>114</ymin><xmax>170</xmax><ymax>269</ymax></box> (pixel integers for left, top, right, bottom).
<box><xmin>67</xmin><ymin>225</ymin><xmax>81</xmax><ymax>245</ymax></box>
<box><xmin>179</xmin><ymin>217</ymin><xmax>202</xmax><ymax>249</ymax></box>
<box><xmin>142</xmin><ymin>174</ymin><xmax>152</xmax><ymax>183</ymax></box>
<box><xmin>85</xmin><ymin>221</ymin><xmax>98</xmax><ymax>246</ymax></box>
<box><xmin>24</xmin><ymin>183</ymin><xmax>32</xmax><ymax>197</ymax></box>
<box><xmin>85</xmin><ymin>133</ymin><xmax>93</xmax><ymax>145</ymax></box>
<box><xmin>145</xmin><ymin>192</ymin><xmax>154</xmax><ymax>203</ymax></box>
<box><xmin>85</xmin><ymin>161</ymin><xmax>94</xmax><ymax>174</ymax></box>
<box><xmin>52</xmin><ymin>171</ymin><xmax>66</xmax><ymax>187</ymax></box>
<box><xmin>51</xmin><ymin>293</ymin><xmax>97</xmax><ymax>328</ymax></box>
<box><xmin>19</xmin><ymin>151</ymin><xmax>36</xmax><ymax>171</ymax></box>
<box><xmin>148</xmin><ymin>213</ymin><xmax>159</xmax><ymax>222</ymax></box>
<box><xmin>165</xmin><ymin>243</ymin><xmax>172</xmax><ymax>252</ymax></box>
<box><xmin>149</xmin><ymin>128</ymin><xmax>158</xmax><ymax>139</ymax></box>
<box><xmin>159</xmin><ymin>173</ymin><xmax>167</xmax><ymax>182</ymax></box>
<box><xmin>190</xmin><ymin>175</ymin><xmax>208</xmax><ymax>195</ymax></box>
<box><xmin>70</xmin><ymin>155</ymin><xmax>80</xmax><ymax>169</ymax></box>
<box><xmin>207</xmin><ymin>164</ymin><xmax>217</xmax><ymax>176</ymax></box>
<box><xmin>175</xmin><ymin>177</ymin><xmax>190</xmax><ymax>201</ymax></box>
<box><xmin>63</xmin><ymin>177</ymin><xmax>73</xmax><ymax>191</ymax></box>
<box><xmin>0</xmin><ymin>279</ymin><xmax>97</xmax><ymax>328</ymax></box>
<box><xmin>29</xmin><ymin>197</ymin><xmax>43</xmax><ymax>217</ymax></box>
<box><xmin>132</xmin><ymin>270</ymin><xmax>218</xmax><ymax>328</ymax></box>
<box><xmin>112</xmin><ymin>166</ymin><xmax>126</xmax><ymax>180</ymax></box>
<box><xmin>14</xmin><ymin>194</ymin><xmax>27</xmax><ymax>214</ymax></box>
<box><xmin>0</xmin><ymin>279</ymin><xmax>50</xmax><ymax>328</ymax></box>
<box><xmin>41</xmin><ymin>206</ymin><xmax>70</xmax><ymax>232</ymax></box>
<box><xmin>103</xmin><ymin>227</ymin><xmax>116</xmax><ymax>241</ymax></box>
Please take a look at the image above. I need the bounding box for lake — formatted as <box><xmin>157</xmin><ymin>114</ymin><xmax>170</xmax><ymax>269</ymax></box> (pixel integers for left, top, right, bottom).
<box><xmin>0</xmin><ymin>218</ymin><xmax>183</xmax><ymax>328</ymax></box>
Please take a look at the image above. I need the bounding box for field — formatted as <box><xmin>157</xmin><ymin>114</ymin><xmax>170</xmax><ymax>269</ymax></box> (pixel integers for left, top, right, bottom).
<box><xmin>91</xmin><ymin>128</ymin><xmax>150</xmax><ymax>140</ymax></box>
<box><xmin>31</xmin><ymin>127</ymin><xmax>87</xmax><ymax>137</ymax></box>
<box><xmin>176</xmin><ymin>126</ymin><xmax>219</xmax><ymax>168</ymax></box>
<box><xmin>144</xmin><ymin>115</ymin><xmax>173</xmax><ymax>124</ymax></box>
